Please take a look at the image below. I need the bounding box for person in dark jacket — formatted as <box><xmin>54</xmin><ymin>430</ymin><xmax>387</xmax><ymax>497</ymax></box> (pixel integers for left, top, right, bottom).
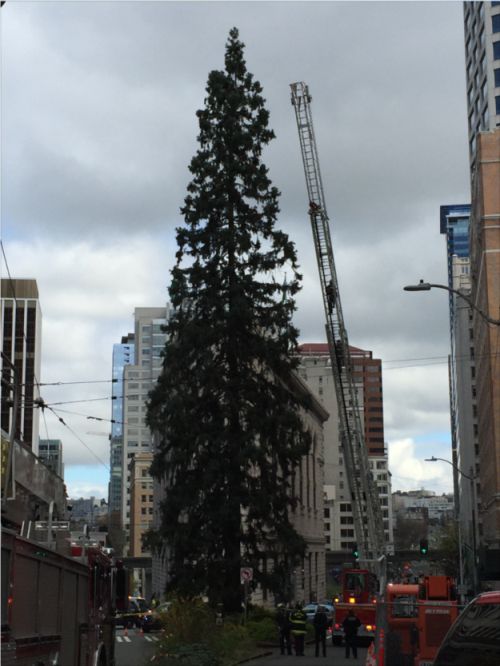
<box><xmin>275</xmin><ymin>604</ymin><xmax>292</xmax><ymax>655</ymax></box>
<box><xmin>313</xmin><ymin>605</ymin><xmax>329</xmax><ymax>657</ymax></box>
<box><xmin>290</xmin><ymin>603</ymin><xmax>307</xmax><ymax>656</ymax></box>
<box><xmin>342</xmin><ymin>609</ymin><xmax>361</xmax><ymax>659</ymax></box>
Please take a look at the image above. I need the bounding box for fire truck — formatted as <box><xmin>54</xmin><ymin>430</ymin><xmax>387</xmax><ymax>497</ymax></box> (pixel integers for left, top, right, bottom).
<box><xmin>384</xmin><ymin>575</ymin><xmax>459</xmax><ymax>666</ymax></box>
<box><xmin>1</xmin><ymin>527</ymin><xmax>124</xmax><ymax>666</ymax></box>
<box><xmin>331</xmin><ymin>568</ymin><xmax>378</xmax><ymax>645</ymax></box>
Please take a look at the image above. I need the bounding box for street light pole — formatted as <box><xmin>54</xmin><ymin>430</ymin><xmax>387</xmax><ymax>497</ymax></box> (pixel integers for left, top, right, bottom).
<box><xmin>404</xmin><ymin>280</ymin><xmax>500</xmax><ymax>326</ymax></box>
<box><xmin>424</xmin><ymin>456</ymin><xmax>478</xmax><ymax>596</ymax></box>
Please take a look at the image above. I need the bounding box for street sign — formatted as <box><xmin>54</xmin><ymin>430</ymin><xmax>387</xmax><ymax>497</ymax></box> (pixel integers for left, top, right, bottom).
<box><xmin>34</xmin><ymin>520</ymin><xmax>70</xmax><ymax>530</ymax></box>
<box><xmin>240</xmin><ymin>567</ymin><xmax>253</xmax><ymax>583</ymax></box>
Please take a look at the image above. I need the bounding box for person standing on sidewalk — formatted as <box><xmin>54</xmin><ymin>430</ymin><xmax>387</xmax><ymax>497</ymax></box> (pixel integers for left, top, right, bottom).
<box><xmin>275</xmin><ymin>604</ymin><xmax>292</xmax><ymax>655</ymax></box>
<box><xmin>290</xmin><ymin>603</ymin><xmax>307</xmax><ymax>656</ymax></box>
<box><xmin>313</xmin><ymin>605</ymin><xmax>329</xmax><ymax>657</ymax></box>
<box><xmin>342</xmin><ymin>609</ymin><xmax>361</xmax><ymax>659</ymax></box>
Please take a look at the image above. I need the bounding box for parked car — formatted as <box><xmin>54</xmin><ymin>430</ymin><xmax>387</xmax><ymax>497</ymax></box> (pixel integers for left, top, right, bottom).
<box><xmin>433</xmin><ymin>590</ymin><xmax>500</xmax><ymax>666</ymax></box>
<box><xmin>115</xmin><ymin>596</ymin><xmax>151</xmax><ymax>628</ymax></box>
<box><xmin>142</xmin><ymin>601</ymin><xmax>172</xmax><ymax>632</ymax></box>
<box><xmin>303</xmin><ymin>603</ymin><xmax>334</xmax><ymax>625</ymax></box>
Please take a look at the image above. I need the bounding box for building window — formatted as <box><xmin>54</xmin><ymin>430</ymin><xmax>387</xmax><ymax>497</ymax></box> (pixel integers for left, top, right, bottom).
<box><xmin>496</xmin><ymin>96</ymin><xmax>500</xmax><ymax>115</ymax></box>
<box><xmin>494</xmin><ymin>41</ymin><xmax>500</xmax><ymax>61</ymax></box>
<box><xmin>493</xmin><ymin>14</ymin><xmax>500</xmax><ymax>33</ymax></box>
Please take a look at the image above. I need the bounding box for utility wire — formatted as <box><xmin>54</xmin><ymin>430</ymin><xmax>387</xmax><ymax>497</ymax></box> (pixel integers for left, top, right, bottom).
<box><xmin>50</xmin><ymin>406</ymin><xmax>127</xmax><ymax>425</ymax></box>
<box><xmin>26</xmin><ymin>350</ymin><xmax>500</xmax><ymax>389</ymax></box>
<box><xmin>43</xmin><ymin>403</ymin><xmax>110</xmax><ymax>471</ymax></box>
<box><xmin>37</xmin><ymin>379</ymin><xmax>118</xmax><ymax>387</ymax></box>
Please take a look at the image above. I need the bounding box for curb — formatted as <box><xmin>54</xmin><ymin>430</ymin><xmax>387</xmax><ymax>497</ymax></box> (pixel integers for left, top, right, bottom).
<box><xmin>236</xmin><ymin>651</ymin><xmax>274</xmax><ymax>664</ymax></box>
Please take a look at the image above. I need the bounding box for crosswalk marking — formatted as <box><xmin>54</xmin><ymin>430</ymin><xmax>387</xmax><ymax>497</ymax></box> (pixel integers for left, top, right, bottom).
<box><xmin>116</xmin><ymin>632</ymin><xmax>160</xmax><ymax>642</ymax></box>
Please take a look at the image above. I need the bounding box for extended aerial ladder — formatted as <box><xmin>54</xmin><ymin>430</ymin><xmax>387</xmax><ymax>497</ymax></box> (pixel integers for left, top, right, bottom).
<box><xmin>290</xmin><ymin>81</ymin><xmax>386</xmax><ymax>568</ymax></box>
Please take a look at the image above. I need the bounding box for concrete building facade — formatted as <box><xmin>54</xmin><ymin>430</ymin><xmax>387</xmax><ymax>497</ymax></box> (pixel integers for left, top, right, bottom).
<box><xmin>440</xmin><ymin>204</ymin><xmax>479</xmax><ymax>590</ymax></box>
<box><xmin>463</xmin><ymin>1</ymin><xmax>500</xmax><ymax>174</ymax></box>
<box><xmin>1</xmin><ymin>278</ymin><xmax>42</xmax><ymax>453</ymax></box>
<box><xmin>297</xmin><ymin>343</ymin><xmax>394</xmax><ymax>556</ymax></box>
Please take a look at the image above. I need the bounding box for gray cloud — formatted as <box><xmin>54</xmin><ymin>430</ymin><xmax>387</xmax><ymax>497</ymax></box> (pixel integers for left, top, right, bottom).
<box><xmin>2</xmin><ymin>1</ymin><xmax>470</xmax><ymax>492</ymax></box>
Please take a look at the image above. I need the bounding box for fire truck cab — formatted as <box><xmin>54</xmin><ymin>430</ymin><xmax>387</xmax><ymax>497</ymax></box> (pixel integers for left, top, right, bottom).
<box><xmin>331</xmin><ymin>568</ymin><xmax>378</xmax><ymax>645</ymax></box>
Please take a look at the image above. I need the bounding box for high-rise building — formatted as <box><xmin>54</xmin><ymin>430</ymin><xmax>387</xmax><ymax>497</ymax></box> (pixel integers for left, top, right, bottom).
<box><xmin>463</xmin><ymin>2</ymin><xmax>500</xmax><ymax>174</ymax></box>
<box><xmin>108</xmin><ymin>334</ymin><xmax>135</xmax><ymax>517</ymax></box>
<box><xmin>1</xmin><ymin>278</ymin><xmax>42</xmax><ymax>453</ymax></box>
<box><xmin>38</xmin><ymin>438</ymin><xmax>64</xmax><ymax>478</ymax></box>
<box><xmin>440</xmin><ymin>204</ymin><xmax>479</xmax><ymax>591</ymax></box>
<box><xmin>297</xmin><ymin>344</ymin><xmax>393</xmax><ymax>555</ymax></box>
<box><xmin>120</xmin><ymin>305</ymin><xmax>171</xmax><ymax>554</ymax></box>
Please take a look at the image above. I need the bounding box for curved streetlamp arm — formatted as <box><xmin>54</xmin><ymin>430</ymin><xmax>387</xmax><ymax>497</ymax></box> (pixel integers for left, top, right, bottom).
<box><xmin>404</xmin><ymin>280</ymin><xmax>500</xmax><ymax>326</ymax></box>
<box><xmin>424</xmin><ymin>456</ymin><xmax>474</xmax><ymax>481</ymax></box>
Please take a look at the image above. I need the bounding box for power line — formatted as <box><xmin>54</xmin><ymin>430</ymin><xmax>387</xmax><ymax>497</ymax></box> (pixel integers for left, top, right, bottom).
<box><xmin>37</xmin><ymin>379</ymin><xmax>118</xmax><ymax>387</ymax></box>
<box><xmin>51</xmin><ymin>406</ymin><xmax>127</xmax><ymax>425</ymax></box>
<box><xmin>43</xmin><ymin>404</ymin><xmax>110</xmax><ymax>471</ymax></box>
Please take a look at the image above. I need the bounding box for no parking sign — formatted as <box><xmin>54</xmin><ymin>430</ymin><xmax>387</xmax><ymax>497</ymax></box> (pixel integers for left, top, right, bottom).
<box><xmin>240</xmin><ymin>567</ymin><xmax>253</xmax><ymax>584</ymax></box>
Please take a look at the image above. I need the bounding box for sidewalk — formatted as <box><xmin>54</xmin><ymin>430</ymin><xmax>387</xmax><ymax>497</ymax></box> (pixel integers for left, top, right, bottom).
<box><xmin>246</xmin><ymin>642</ymin><xmax>368</xmax><ymax>666</ymax></box>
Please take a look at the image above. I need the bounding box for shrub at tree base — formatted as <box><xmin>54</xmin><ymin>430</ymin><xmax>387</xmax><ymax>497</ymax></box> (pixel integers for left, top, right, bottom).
<box><xmin>245</xmin><ymin>618</ymin><xmax>277</xmax><ymax>643</ymax></box>
<box><xmin>153</xmin><ymin>599</ymin><xmax>255</xmax><ymax>666</ymax></box>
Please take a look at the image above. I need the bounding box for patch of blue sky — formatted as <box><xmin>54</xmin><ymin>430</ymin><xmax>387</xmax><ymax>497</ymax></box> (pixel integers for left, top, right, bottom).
<box><xmin>414</xmin><ymin>433</ymin><xmax>452</xmax><ymax>459</ymax></box>
<box><xmin>65</xmin><ymin>465</ymin><xmax>109</xmax><ymax>500</ymax></box>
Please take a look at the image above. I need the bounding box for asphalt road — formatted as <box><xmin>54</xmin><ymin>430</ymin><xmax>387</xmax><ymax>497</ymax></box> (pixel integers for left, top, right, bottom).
<box><xmin>249</xmin><ymin>641</ymin><xmax>369</xmax><ymax>666</ymax></box>
<box><xmin>115</xmin><ymin>627</ymin><xmax>159</xmax><ymax>666</ymax></box>
<box><xmin>113</xmin><ymin>629</ymin><xmax>369</xmax><ymax>666</ymax></box>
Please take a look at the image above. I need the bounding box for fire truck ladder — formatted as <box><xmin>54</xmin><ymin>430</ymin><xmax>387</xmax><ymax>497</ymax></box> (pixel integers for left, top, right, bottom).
<box><xmin>290</xmin><ymin>81</ymin><xmax>386</xmax><ymax>563</ymax></box>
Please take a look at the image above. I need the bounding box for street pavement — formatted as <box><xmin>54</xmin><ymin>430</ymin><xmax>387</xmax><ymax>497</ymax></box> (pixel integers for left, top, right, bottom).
<box><xmin>115</xmin><ymin>627</ymin><xmax>159</xmax><ymax>666</ymax></box>
<box><xmin>112</xmin><ymin>629</ymin><xmax>370</xmax><ymax>666</ymax></box>
<box><xmin>248</xmin><ymin>641</ymin><xmax>369</xmax><ymax>666</ymax></box>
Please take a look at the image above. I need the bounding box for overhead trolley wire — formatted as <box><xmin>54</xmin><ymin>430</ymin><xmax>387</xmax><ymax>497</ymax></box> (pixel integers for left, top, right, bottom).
<box><xmin>43</xmin><ymin>403</ymin><xmax>110</xmax><ymax>471</ymax></box>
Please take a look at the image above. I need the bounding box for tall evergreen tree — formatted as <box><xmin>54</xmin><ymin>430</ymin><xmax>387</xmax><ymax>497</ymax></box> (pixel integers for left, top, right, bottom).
<box><xmin>147</xmin><ymin>28</ymin><xmax>312</xmax><ymax>612</ymax></box>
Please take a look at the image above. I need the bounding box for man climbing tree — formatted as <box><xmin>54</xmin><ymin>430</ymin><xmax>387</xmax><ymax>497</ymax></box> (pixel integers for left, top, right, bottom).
<box><xmin>146</xmin><ymin>27</ymin><xmax>311</xmax><ymax>613</ymax></box>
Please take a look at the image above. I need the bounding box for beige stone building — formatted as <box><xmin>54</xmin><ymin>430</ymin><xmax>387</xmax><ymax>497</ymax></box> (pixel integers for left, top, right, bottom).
<box><xmin>469</xmin><ymin>129</ymin><xmax>500</xmax><ymax>558</ymax></box>
<box><xmin>151</xmin><ymin>371</ymin><xmax>329</xmax><ymax>606</ymax></box>
<box><xmin>129</xmin><ymin>451</ymin><xmax>154</xmax><ymax>557</ymax></box>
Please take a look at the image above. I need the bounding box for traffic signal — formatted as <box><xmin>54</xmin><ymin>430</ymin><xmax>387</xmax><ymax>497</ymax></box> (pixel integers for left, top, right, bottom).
<box><xmin>352</xmin><ymin>543</ymin><xmax>359</xmax><ymax>560</ymax></box>
<box><xmin>419</xmin><ymin>539</ymin><xmax>428</xmax><ymax>556</ymax></box>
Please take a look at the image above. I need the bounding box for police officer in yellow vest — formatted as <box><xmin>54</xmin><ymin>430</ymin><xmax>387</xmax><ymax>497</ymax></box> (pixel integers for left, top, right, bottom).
<box><xmin>290</xmin><ymin>602</ymin><xmax>307</xmax><ymax>656</ymax></box>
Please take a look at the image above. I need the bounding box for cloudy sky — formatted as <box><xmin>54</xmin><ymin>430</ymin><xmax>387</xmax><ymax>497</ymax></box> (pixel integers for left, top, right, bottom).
<box><xmin>1</xmin><ymin>0</ymin><xmax>471</xmax><ymax>499</ymax></box>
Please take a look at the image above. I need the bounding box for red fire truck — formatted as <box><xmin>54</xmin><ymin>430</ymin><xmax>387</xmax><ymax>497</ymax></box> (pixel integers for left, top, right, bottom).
<box><xmin>383</xmin><ymin>575</ymin><xmax>459</xmax><ymax>666</ymax></box>
<box><xmin>1</xmin><ymin>527</ymin><xmax>124</xmax><ymax>666</ymax></box>
<box><xmin>331</xmin><ymin>568</ymin><xmax>378</xmax><ymax>645</ymax></box>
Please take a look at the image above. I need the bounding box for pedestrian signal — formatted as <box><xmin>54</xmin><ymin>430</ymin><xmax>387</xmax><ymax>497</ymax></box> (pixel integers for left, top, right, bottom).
<box><xmin>419</xmin><ymin>539</ymin><xmax>428</xmax><ymax>555</ymax></box>
<box><xmin>352</xmin><ymin>543</ymin><xmax>359</xmax><ymax>560</ymax></box>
